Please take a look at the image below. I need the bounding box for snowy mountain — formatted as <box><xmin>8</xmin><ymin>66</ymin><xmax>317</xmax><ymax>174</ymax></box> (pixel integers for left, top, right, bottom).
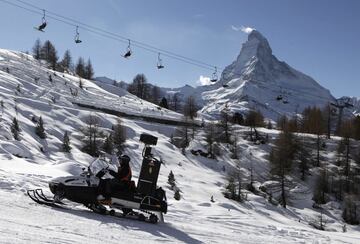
<box><xmin>1</xmin><ymin>48</ymin><xmax>359</xmax><ymax>243</ymax></box>
<box><xmin>203</xmin><ymin>30</ymin><xmax>336</xmax><ymax>119</ymax></box>
<box><xmin>342</xmin><ymin>96</ymin><xmax>360</xmax><ymax>116</ymax></box>
<box><xmin>164</xmin><ymin>30</ymin><xmax>336</xmax><ymax>120</ymax></box>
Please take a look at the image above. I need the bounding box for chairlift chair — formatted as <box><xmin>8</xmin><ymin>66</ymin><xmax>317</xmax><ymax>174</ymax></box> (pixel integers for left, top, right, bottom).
<box><xmin>210</xmin><ymin>67</ymin><xmax>218</xmax><ymax>82</ymax></box>
<box><xmin>35</xmin><ymin>10</ymin><xmax>47</xmax><ymax>32</ymax></box>
<box><xmin>123</xmin><ymin>40</ymin><xmax>132</xmax><ymax>58</ymax></box>
<box><xmin>74</xmin><ymin>26</ymin><xmax>82</xmax><ymax>44</ymax></box>
<box><xmin>157</xmin><ymin>53</ymin><xmax>164</xmax><ymax>69</ymax></box>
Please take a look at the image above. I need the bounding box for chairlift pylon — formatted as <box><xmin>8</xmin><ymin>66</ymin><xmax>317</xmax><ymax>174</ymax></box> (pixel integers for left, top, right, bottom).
<box><xmin>210</xmin><ymin>67</ymin><xmax>218</xmax><ymax>82</ymax></box>
<box><xmin>157</xmin><ymin>53</ymin><xmax>164</xmax><ymax>69</ymax></box>
<box><xmin>74</xmin><ymin>26</ymin><xmax>82</xmax><ymax>44</ymax></box>
<box><xmin>123</xmin><ymin>39</ymin><xmax>132</xmax><ymax>58</ymax></box>
<box><xmin>35</xmin><ymin>9</ymin><xmax>47</xmax><ymax>32</ymax></box>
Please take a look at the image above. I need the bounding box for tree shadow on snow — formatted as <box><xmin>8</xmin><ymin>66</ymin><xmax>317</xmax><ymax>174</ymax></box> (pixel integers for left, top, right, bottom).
<box><xmin>51</xmin><ymin>206</ymin><xmax>203</xmax><ymax>244</ymax></box>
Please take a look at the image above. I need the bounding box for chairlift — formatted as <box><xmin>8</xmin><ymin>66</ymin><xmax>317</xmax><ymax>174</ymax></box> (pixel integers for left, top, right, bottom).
<box><xmin>157</xmin><ymin>53</ymin><xmax>164</xmax><ymax>69</ymax></box>
<box><xmin>74</xmin><ymin>26</ymin><xmax>82</xmax><ymax>44</ymax></box>
<box><xmin>123</xmin><ymin>39</ymin><xmax>132</xmax><ymax>58</ymax></box>
<box><xmin>210</xmin><ymin>67</ymin><xmax>218</xmax><ymax>82</ymax></box>
<box><xmin>35</xmin><ymin>9</ymin><xmax>47</xmax><ymax>32</ymax></box>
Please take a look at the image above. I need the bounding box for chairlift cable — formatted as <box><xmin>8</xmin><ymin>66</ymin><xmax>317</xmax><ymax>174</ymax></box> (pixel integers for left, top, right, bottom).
<box><xmin>1</xmin><ymin>0</ymin><xmax>215</xmax><ymax>71</ymax></box>
<box><xmin>10</xmin><ymin>0</ymin><xmax>218</xmax><ymax>70</ymax></box>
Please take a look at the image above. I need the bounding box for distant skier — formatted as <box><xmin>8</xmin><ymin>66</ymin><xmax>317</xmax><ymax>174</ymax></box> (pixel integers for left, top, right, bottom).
<box><xmin>98</xmin><ymin>155</ymin><xmax>133</xmax><ymax>204</ymax></box>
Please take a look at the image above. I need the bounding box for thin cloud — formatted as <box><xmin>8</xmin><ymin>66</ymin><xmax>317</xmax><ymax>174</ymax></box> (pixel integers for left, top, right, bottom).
<box><xmin>231</xmin><ymin>25</ymin><xmax>255</xmax><ymax>34</ymax></box>
<box><xmin>197</xmin><ymin>75</ymin><xmax>211</xmax><ymax>86</ymax></box>
<box><xmin>193</xmin><ymin>13</ymin><xmax>205</xmax><ymax>19</ymax></box>
<box><xmin>231</xmin><ymin>25</ymin><xmax>241</xmax><ymax>31</ymax></box>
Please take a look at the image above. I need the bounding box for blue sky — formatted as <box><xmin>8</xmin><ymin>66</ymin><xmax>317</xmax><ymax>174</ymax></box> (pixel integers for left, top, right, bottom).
<box><xmin>0</xmin><ymin>0</ymin><xmax>359</xmax><ymax>98</ymax></box>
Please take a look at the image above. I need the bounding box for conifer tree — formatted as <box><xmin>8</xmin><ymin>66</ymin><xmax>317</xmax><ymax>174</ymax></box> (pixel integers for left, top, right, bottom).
<box><xmin>103</xmin><ymin>133</ymin><xmax>114</xmax><ymax>154</ymax></box>
<box><xmin>245</xmin><ymin>110</ymin><xmax>265</xmax><ymax>141</ymax></box>
<box><xmin>79</xmin><ymin>79</ymin><xmax>84</xmax><ymax>89</ymax></box>
<box><xmin>32</xmin><ymin>39</ymin><xmax>42</xmax><ymax>60</ymax></box>
<box><xmin>75</xmin><ymin>57</ymin><xmax>86</xmax><ymax>78</ymax></box>
<box><xmin>224</xmin><ymin>173</ymin><xmax>236</xmax><ymax>200</ymax></box>
<box><xmin>220</xmin><ymin>103</ymin><xmax>231</xmax><ymax>143</ymax></box>
<box><xmin>41</xmin><ymin>40</ymin><xmax>58</xmax><ymax>70</ymax></box>
<box><xmin>168</xmin><ymin>170</ymin><xmax>175</xmax><ymax>189</ymax></box>
<box><xmin>352</xmin><ymin>115</ymin><xmax>360</xmax><ymax>140</ymax></box>
<box><xmin>342</xmin><ymin>195</ymin><xmax>359</xmax><ymax>225</ymax></box>
<box><xmin>62</xmin><ymin>131</ymin><xmax>71</xmax><ymax>152</ymax></box>
<box><xmin>174</xmin><ymin>189</ymin><xmax>181</xmax><ymax>200</ymax></box>
<box><xmin>35</xmin><ymin>116</ymin><xmax>46</xmax><ymax>139</ymax></box>
<box><xmin>127</xmin><ymin>74</ymin><xmax>148</xmax><ymax>99</ymax></box>
<box><xmin>183</xmin><ymin>96</ymin><xmax>197</xmax><ymax>119</ymax></box>
<box><xmin>159</xmin><ymin>97</ymin><xmax>168</xmax><ymax>109</ymax></box>
<box><xmin>313</xmin><ymin>168</ymin><xmax>329</xmax><ymax>204</ymax></box>
<box><xmin>151</xmin><ymin>86</ymin><xmax>161</xmax><ymax>104</ymax></box>
<box><xmin>296</xmin><ymin>137</ymin><xmax>311</xmax><ymax>181</ymax></box>
<box><xmin>82</xmin><ymin>114</ymin><xmax>101</xmax><ymax>156</ymax></box>
<box><xmin>205</xmin><ymin>122</ymin><xmax>216</xmax><ymax>158</ymax></box>
<box><xmin>84</xmin><ymin>58</ymin><xmax>94</xmax><ymax>80</ymax></box>
<box><xmin>11</xmin><ymin>117</ymin><xmax>20</xmax><ymax>140</ymax></box>
<box><xmin>61</xmin><ymin>50</ymin><xmax>73</xmax><ymax>71</ymax></box>
<box><xmin>269</xmin><ymin>129</ymin><xmax>297</xmax><ymax>208</ymax></box>
<box><xmin>0</xmin><ymin>100</ymin><xmax>4</xmax><ymax>117</ymax></box>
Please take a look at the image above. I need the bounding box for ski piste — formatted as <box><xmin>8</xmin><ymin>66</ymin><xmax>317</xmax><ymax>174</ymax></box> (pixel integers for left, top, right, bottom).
<box><xmin>27</xmin><ymin>134</ymin><xmax>167</xmax><ymax>224</ymax></box>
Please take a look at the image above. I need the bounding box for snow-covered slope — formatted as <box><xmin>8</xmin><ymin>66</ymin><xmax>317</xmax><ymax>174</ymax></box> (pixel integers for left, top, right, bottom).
<box><xmin>1</xmin><ymin>48</ymin><xmax>359</xmax><ymax>243</ymax></box>
<box><xmin>0</xmin><ymin>49</ymin><xmax>182</xmax><ymax>123</ymax></box>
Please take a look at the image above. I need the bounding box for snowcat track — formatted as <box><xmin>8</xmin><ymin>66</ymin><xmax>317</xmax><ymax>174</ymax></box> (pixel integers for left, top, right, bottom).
<box><xmin>85</xmin><ymin>204</ymin><xmax>160</xmax><ymax>224</ymax></box>
<box><xmin>27</xmin><ymin>189</ymin><xmax>64</xmax><ymax>208</ymax></box>
<box><xmin>27</xmin><ymin>190</ymin><xmax>160</xmax><ymax>224</ymax></box>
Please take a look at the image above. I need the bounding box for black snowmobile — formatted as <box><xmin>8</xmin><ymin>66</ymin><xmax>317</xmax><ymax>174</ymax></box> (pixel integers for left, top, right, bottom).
<box><xmin>28</xmin><ymin>134</ymin><xmax>167</xmax><ymax>223</ymax></box>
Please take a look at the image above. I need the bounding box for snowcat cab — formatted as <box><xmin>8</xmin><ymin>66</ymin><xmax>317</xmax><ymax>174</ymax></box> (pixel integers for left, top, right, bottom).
<box><xmin>28</xmin><ymin>133</ymin><xmax>167</xmax><ymax>224</ymax></box>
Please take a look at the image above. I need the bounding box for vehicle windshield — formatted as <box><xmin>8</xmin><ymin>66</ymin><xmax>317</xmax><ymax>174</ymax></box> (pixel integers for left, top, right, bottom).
<box><xmin>89</xmin><ymin>158</ymin><xmax>117</xmax><ymax>177</ymax></box>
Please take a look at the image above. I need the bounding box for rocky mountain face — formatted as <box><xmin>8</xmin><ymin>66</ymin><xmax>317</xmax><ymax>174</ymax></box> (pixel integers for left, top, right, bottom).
<box><xmin>198</xmin><ymin>30</ymin><xmax>335</xmax><ymax>120</ymax></box>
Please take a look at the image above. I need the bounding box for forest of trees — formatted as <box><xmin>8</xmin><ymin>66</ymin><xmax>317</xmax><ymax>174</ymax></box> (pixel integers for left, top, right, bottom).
<box><xmin>127</xmin><ymin>73</ymin><xmax>164</xmax><ymax>105</ymax></box>
<box><xmin>32</xmin><ymin>39</ymin><xmax>95</xmax><ymax>79</ymax></box>
<box><xmin>175</xmin><ymin>103</ymin><xmax>360</xmax><ymax>226</ymax></box>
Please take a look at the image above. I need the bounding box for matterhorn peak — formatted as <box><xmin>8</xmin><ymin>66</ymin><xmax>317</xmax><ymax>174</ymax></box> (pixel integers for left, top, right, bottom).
<box><xmin>248</xmin><ymin>29</ymin><xmax>267</xmax><ymax>42</ymax></box>
<box><xmin>220</xmin><ymin>29</ymin><xmax>273</xmax><ymax>82</ymax></box>
<box><xmin>201</xmin><ymin>29</ymin><xmax>334</xmax><ymax>120</ymax></box>
<box><xmin>246</xmin><ymin>30</ymin><xmax>273</xmax><ymax>62</ymax></box>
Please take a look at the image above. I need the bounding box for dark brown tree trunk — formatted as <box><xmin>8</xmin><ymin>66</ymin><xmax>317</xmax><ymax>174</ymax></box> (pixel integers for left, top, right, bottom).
<box><xmin>316</xmin><ymin>134</ymin><xmax>320</xmax><ymax>167</ymax></box>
